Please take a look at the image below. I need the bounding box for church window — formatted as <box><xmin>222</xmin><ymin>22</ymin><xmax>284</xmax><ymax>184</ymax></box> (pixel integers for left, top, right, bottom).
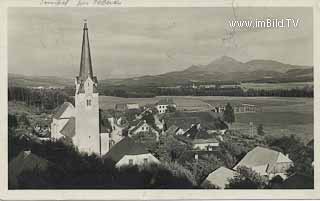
<box><xmin>87</xmin><ymin>99</ymin><xmax>91</xmax><ymax>106</ymax></box>
<box><xmin>144</xmin><ymin>158</ymin><xmax>148</xmax><ymax>165</ymax></box>
<box><xmin>129</xmin><ymin>159</ymin><xmax>133</xmax><ymax>165</ymax></box>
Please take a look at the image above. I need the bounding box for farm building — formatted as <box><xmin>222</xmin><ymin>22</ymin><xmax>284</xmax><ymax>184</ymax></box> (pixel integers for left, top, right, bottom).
<box><xmin>155</xmin><ymin>98</ymin><xmax>176</xmax><ymax>114</ymax></box>
<box><xmin>212</xmin><ymin>103</ymin><xmax>260</xmax><ymax>113</ymax></box>
<box><xmin>103</xmin><ymin>137</ymin><xmax>160</xmax><ymax>168</ymax></box>
<box><xmin>201</xmin><ymin>166</ymin><xmax>237</xmax><ymax>189</ymax></box>
<box><xmin>115</xmin><ymin>103</ymin><xmax>140</xmax><ymax>111</ymax></box>
<box><xmin>233</xmin><ymin>104</ymin><xmax>260</xmax><ymax>113</ymax></box>
<box><xmin>233</xmin><ymin>146</ymin><xmax>293</xmax><ymax>179</ymax></box>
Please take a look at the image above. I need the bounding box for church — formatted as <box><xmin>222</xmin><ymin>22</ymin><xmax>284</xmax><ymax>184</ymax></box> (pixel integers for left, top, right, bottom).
<box><xmin>51</xmin><ymin>21</ymin><xmax>110</xmax><ymax>156</ymax></box>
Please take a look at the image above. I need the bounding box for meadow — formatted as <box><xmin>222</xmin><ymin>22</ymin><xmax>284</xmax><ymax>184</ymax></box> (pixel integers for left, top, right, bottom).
<box><xmin>99</xmin><ymin>96</ymin><xmax>313</xmax><ymax>143</ymax></box>
<box><xmin>240</xmin><ymin>82</ymin><xmax>313</xmax><ymax>90</ymax></box>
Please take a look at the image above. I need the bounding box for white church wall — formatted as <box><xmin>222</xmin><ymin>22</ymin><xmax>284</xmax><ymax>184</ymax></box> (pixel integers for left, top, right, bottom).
<box><xmin>100</xmin><ymin>132</ymin><xmax>110</xmax><ymax>156</ymax></box>
<box><xmin>74</xmin><ymin>89</ymin><xmax>100</xmax><ymax>155</ymax></box>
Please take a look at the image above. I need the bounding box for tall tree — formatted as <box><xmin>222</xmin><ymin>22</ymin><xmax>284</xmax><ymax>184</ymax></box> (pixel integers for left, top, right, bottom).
<box><xmin>257</xmin><ymin>124</ymin><xmax>265</xmax><ymax>136</ymax></box>
<box><xmin>223</xmin><ymin>103</ymin><xmax>235</xmax><ymax>124</ymax></box>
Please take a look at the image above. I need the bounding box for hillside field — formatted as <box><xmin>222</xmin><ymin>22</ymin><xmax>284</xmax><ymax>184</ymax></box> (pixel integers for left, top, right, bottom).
<box><xmin>99</xmin><ymin>96</ymin><xmax>313</xmax><ymax>143</ymax></box>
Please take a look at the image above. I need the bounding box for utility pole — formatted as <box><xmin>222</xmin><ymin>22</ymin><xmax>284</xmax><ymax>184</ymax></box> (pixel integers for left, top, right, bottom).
<box><xmin>249</xmin><ymin>122</ymin><xmax>254</xmax><ymax>138</ymax></box>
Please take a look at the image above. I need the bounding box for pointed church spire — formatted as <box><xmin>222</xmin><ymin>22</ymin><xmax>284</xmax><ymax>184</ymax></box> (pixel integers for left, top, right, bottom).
<box><xmin>79</xmin><ymin>20</ymin><xmax>94</xmax><ymax>82</ymax></box>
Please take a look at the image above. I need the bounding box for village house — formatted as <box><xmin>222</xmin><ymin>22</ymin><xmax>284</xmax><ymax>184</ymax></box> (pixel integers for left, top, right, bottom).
<box><xmin>233</xmin><ymin>104</ymin><xmax>260</xmax><ymax>113</ymax></box>
<box><xmin>212</xmin><ymin>103</ymin><xmax>260</xmax><ymax>113</ymax></box>
<box><xmin>9</xmin><ymin>150</ymin><xmax>49</xmax><ymax>188</ymax></box>
<box><xmin>115</xmin><ymin>103</ymin><xmax>140</xmax><ymax>111</ymax></box>
<box><xmin>164</xmin><ymin>116</ymin><xmax>200</xmax><ymax>136</ymax></box>
<box><xmin>233</xmin><ymin>146</ymin><xmax>293</xmax><ymax>180</ymax></box>
<box><xmin>164</xmin><ymin>125</ymin><xmax>185</xmax><ymax>136</ymax></box>
<box><xmin>190</xmin><ymin>138</ymin><xmax>219</xmax><ymax>151</ymax></box>
<box><xmin>103</xmin><ymin>137</ymin><xmax>160</xmax><ymax>168</ymax></box>
<box><xmin>155</xmin><ymin>98</ymin><xmax>176</xmax><ymax>114</ymax></box>
<box><xmin>201</xmin><ymin>166</ymin><xmax>237</xmax><ymax>189</ymax></box>
<box><xmin>128</xmin><ymin>120</ymin><xmax>159</xmax><ymax>138</ymax></box>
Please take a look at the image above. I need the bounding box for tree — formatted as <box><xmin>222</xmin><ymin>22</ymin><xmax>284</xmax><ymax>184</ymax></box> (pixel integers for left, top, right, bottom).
<box><xmin>141</xmin><ymin>111</ymin><xmax>155</xmax><ymax>127</ymax></box>
<box><xmin>167</xmin><ymin>105</ymin><xmax>176</xmax><ymax>113</ymax></box>
<box><xmin>223</xmin><ymin>103</ymin><xmax>235</xmax><ymax>124</ymax></box>
<box><xmin>257</xmin><ymin>124</ymin><xmax>265</xmax><ymax>136</ymax></box>
<box><xmin>8</xmin><ymin>114</ymin><xmax>18</xmax><ymax>129</ymax></box>
<box><xmin>18</xmin><ymin>113</ymin><xmax>30</xmax><ymax>128</ymax></box>
<box><xmin>226</xmin><ymin>166</ymin><xmax>268</xmax><ymax>189</ymax></box>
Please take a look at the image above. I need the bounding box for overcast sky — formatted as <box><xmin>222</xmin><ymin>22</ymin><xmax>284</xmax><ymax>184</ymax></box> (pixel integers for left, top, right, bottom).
<box><xmin>8</xmin><ymin>7</ymin><xmax>313</xmax><ymax>79</ymax></box>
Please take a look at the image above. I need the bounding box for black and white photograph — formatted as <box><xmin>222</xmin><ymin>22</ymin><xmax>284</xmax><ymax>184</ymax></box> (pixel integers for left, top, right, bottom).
<box><xmin>5</xmin><ymin>4</ymin><xmax>315</xmax><ymax>193</ymax></box>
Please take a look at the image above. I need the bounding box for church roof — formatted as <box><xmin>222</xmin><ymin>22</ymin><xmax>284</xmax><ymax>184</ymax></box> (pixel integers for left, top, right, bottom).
<box><xmin>52</xmin><ymin>102</ymin><xmax>74</xmax><ymax>119</ymax></box>
<box><xmin>102</xmin><ymin>137</ymin><xmax>149</xmax><ymax>163</ymax></box>
<box><xmin>78</xmin><ymin>21</ymin><xmax>94</xmax><ymax>83</ymax></box>
<box><xmin>60</xmin><ymin>117</ymin><xmax>75</xmax><ymax>138</ymax></box>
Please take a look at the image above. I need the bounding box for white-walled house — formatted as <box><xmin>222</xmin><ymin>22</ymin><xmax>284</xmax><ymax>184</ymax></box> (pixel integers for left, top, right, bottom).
<box><xmin>103</xmin><ymin>137</ymin><xmax>160</xmax><ymax>168</ymax></box>
<box><xmin>129</xmin><ymin>120</ymin><xmax>159</xmax><ymax>137</ymax></box>
<box><xmin>155</xmin><ymin>98</ymin><xmax>176</xmax><ymax>114</ymax></box>
<box><xmin>191</xmin><ymin>138</ymin><xmax>219</xmax><ymax>151</ymax></box>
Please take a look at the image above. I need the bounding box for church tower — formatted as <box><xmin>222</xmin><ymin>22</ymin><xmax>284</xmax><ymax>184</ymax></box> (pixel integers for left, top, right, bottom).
<box><xmin>74</xmin><ymin>21</ymin><xmax>100</xmax><ymax>155</ymax></box>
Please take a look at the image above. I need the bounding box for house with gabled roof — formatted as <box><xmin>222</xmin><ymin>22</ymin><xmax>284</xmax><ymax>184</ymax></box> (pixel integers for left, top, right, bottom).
<box><xmin>201</xmin><ymin>166</ymin><xmax>237</xmax><ymax>189</ymax></box>
<box><xmin>9</xmin><ymin>150</ymin><xmax>49</xmax><ymax>188</ymax></box>
<box><xmin>103</xmin><ymin>137</ymin><xmax>159</xmax><ymax>168</ymax></box>
<box><xmin>155</xmin><ymin>98</ymin><xmax>176</xmax><ymax>114</ymax></box>
<box><xmin>233</xmin><ymin>146</ymin><xmax>293</xmax><ymax>180</ymax></box>
<box><xmin>128</xmin><ymin>120</ymin><xmax>159</xmax><ymax>138</ymax></box>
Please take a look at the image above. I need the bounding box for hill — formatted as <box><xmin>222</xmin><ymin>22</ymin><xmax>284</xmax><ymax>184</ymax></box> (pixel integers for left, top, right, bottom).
<box><xmin>8</xmin><ymin>57</ymin><xmax>313</xmax><ymax>88</ymax></box>
<box><xmin>101</xmin><ymin>57</ymin><xmax>313</xmax><ymax>87</ymax></box>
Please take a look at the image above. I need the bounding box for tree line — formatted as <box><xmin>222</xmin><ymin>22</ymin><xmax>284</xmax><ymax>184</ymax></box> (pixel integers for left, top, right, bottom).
<box><xmin>96</xmin><ymin>85</ymin><xmax>313</xmax><ymax>98</ymax></box>
<box><xmin>8</xmin><ymin>87</ymin><xmax>74</xmax><ymax>112</ymax></box>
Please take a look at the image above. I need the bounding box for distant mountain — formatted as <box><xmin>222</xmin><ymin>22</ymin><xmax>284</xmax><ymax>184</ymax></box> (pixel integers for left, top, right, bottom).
<box><xmin>101</xmin><ymin>56</ymin><xmax>313</xmax><ymax>86</ymax></box>
<box><xmin>8</xmin><ymin>57</ymin><xmax>313</xmax><ymax>88</ymax></box>
<box><xmin>185</xmin><ymin>56</ymin><xmax>310</xmax><ymax>74</ymax></box>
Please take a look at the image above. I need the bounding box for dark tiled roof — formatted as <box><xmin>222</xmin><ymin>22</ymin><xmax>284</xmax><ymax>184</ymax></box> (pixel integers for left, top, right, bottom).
<box><xmin>166</xmin><ymin>117</ymin><xmax>200</xmax><ymax>130</ymax></box>
<box><xmin>60</xmin><ymin>117</ymin><xmax>75</xmax><ymax>138</ymax></box>
<box><xmin>52</xmin><ymin>102</ymin><xmax>74</xmax><ymax>119</ymax></box>
<box><xmin>102</xmin><ymin>137</ymin><xmax>149</xmax><ymax>163</ymax></box>
<box><xmin>9</xmin><ymin>151</ymin><xmax>49</xmax><ymax>188</ymax></box>
<box><xmin>184</xmin><ymin>124</ymin><xmax>211</xmax><ymax>139</ymax></box>
<box><xmin>165</xmin><ymin>125</ymin><xmax>179</xmax><ymax>135</ymax></box>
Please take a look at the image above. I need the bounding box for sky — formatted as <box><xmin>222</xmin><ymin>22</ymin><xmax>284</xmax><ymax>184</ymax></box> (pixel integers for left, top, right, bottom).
<box><xmin>8</xmin><ymin>7</ymin><xmax>313</xmax><ymax>79</ymax></box>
